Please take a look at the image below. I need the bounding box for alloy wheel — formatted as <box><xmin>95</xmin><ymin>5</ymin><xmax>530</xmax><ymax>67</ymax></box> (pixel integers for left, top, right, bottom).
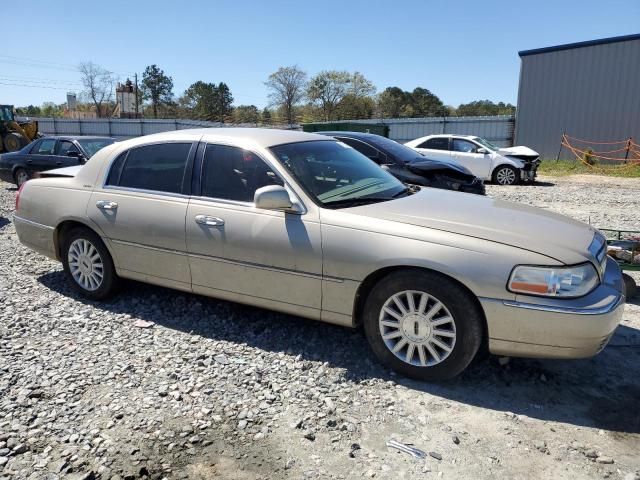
<box><xmin>67</xmin><ymin>238</ymin><xmax>104</xmax><ymax>291</ymax></box>
<box><xmin>378</xmin><ymin>290</ymin><xmax>457</xmax><ymax>367</ymax></box>
<box><xmin>495</xmin><ymin>167</ymin><xmax>517</xmax><ymax>185</ymax></box>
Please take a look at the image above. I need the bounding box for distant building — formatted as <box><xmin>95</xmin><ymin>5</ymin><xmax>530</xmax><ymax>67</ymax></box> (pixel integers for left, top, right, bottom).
<box><xmin>115</xmin><ymin>79</ymin><xmax>141</xmax><ymax>118</ymax></box>
<box><xmin>66</xmin><ymin>92</ymin><xmax>77</xmax><ymax>111</ymax></box>
<box><xmin>515</xmin><ymin>33</ymin><xmax>640</xmax><ymax>159</ymax></box>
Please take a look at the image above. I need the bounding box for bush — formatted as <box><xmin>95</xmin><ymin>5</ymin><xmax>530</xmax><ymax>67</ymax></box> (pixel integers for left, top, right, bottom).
<box><xmin>583</xmin><ymin>149</ymin><xmax>597</xmax><ymax>165</ymax></box>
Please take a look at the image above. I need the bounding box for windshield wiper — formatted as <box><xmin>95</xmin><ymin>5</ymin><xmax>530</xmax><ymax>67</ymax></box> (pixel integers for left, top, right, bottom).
<box><xmin>322</xmin><ymin>197</ymin><xmax>393</xmax><ymax>209</ymax></box>
<box><xmin>392</xmin><ymin>187</ymin><xmax>411</xmax><ymax>198</ymax></box>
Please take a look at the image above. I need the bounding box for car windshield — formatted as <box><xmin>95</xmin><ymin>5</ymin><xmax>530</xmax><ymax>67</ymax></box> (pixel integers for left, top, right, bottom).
<box><xmin>77</xmin><ymin>138</ymin><xmax>116</xmax><ymax>157</ymax></box>
<box><xmin>270</xmin><ymin>140</ymin><xmax>407</xmax><ymax>208</ymax></box>
<box><xmin>473</xmin><ymin>137</ymin><xmax>499</xmax><ymax>151</ymax></box>
<box><xmin>364</xmin><ymin>135</ymin><xmax>425</xmax><ymax>163</ymax></box>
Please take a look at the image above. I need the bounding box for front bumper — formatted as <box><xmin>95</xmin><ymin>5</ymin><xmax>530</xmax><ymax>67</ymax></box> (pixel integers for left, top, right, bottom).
<box><xmin>481</xmin><ymin>256</ymin><xmax>625</xmax><ymax>358</ymax></box>
<box><xmin>520</xmin><ymin>160</ymin><xmax>540</xmax><ymax>182</ymax></box>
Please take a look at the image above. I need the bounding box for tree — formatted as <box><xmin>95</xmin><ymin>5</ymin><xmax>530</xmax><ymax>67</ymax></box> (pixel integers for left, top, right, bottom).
<box><xmin>214</xmin><ymin>82</ymin><xmax>234</xmax><ymax>122</ymax></box>
<box><xmin>41</xmin><ymin>102</ymin><xmax>65</xmax><ymax>117</ymax></box>
<box><xmin>181</xmin><ymin>81</ymin><xmax>218</xmax><ymax>121</ymax></box>
<box><xmin>349</xmin><ymin>72</ymin><xmax>376</xmax><ymax>98</ymax></box>
<box><xmin>141</xmin><ymin>64</ymin><xmax>174</xmax><ymax>118</ymax></box>
<box><xmin>377</xmin><ymin>87</ymin><xmax>408</xmax><ymax>118</ymax></box>
<box><xmin>410</xmin><ymin>87</ymin><xmax>447</xmax><ymax>117</ymax></box>
<box><xmin>261</xmin><ymin>107</ymin><xmax>272</xmax><ymax>125</ymax></box>
<box><xmin>265</xmin><ymin>66</ymin><xmax>307</xmax><ymax>125</ymax></box>
<box><xmin>233</xmin><ymin>105</ymin><xmax>259</xmax><ymax>124</ymax></box>
<box><xmin>336</xmin><ymin>95</ymin><xmax>375</xmax><ymax>120</ymax></box>
<box><xmin>78</xmin><ymin>62</ymin><xmax>114</xmax><ymax>118</ymax></box>
<box><xmin>307</xmin><ymin>70</ymin><xmax>352</xmax><ymax>121</ymax></box>
<box><xmin>456</xmin><ymin>99</ymin><xmax>516</xmax><ymax>116</ymax></box>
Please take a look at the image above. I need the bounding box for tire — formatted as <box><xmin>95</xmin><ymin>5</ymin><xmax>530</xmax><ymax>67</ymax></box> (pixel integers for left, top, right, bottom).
<box><xmin>61</xmin><ymin>227</ymin><xmax>118</xmax><ymax>300</ymax></box>
<box><xmin>362</xmin><ymin>270</ymin><xmax>483</xmax><ymax>381</ymax></box>
<box><xmin>623</xmin><ymin>273</ymin><xmax>637</xmax><ymax>299</ymax></box>
<box><xmin>14</xmin><ymin>168</ymin><xmax>30</xmax><ymax>187</ymax></box>
<box><xmin>492</xmin><ymin>165</ymin><xmax>519</xmax><ymax>186</ymax></box>
<box><xmin>3</xmin><ymin>132</ymin><xmax>28</xmax><ymax>152</ymax></box>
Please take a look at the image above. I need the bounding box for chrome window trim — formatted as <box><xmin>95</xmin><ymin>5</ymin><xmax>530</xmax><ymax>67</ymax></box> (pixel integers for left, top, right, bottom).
<box><xmin>502</xmin><ymin>294</ymin><xmax>624</xmax><ymax>316</ymax></box>
<box><xmin>102</xmin><ymin>185</ymin><xmax>190</xmax><ymax>200</ymax></box>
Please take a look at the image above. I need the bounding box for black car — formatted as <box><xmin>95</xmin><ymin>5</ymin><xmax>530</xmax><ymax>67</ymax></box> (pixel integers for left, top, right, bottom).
<box><xmin>318</xmin><ymin>131</ymin><xmax>485</xmax><ymax>195</ymax></box>
<box><xmin>0</xmin><ymin>136</ymin><xmax>116</xmax><ymax>187</ymax></box>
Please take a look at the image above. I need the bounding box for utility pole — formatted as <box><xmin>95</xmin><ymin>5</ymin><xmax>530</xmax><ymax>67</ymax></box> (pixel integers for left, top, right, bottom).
<box><xmin>134</xmin><ymin>73</ymin><xmax>139</xmax><ymax>118</ymax></box>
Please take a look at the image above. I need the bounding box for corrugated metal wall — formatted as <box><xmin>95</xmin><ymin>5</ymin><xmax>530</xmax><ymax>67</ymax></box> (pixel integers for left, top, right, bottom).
<box><xmin>20</xmin><ymin>115</ymin><xmax>515</xmax><ymax>147</ymax></box>
<box><xmin>314</xmin><ymin>116</ymin><xmax>515</xmax><ymax>147</ymax></box>
<box><xmin>515</xmin><ymin>38</ymin><xmax>640</xmax><ymax>159</ymax></box>
<box><xmin>17</xmin><ymin>118</ymin><xmax>224</xmax><ymax>139</ymax></box>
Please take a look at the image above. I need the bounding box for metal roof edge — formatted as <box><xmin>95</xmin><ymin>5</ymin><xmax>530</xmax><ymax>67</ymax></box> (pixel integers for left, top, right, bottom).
<box><xmin>518</xmin><ymin>33</ymin><xmax>640</xmax><ymax>57</ymax></box>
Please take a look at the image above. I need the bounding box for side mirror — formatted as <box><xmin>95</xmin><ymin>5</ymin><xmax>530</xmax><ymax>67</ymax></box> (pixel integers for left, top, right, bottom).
<box><xmin>476</xmin><ymin>147</ymin><xmax>489</xmax><ymax>155</ymax></box>
<box><xmin>254</xmin><ymin>185</ymin><xmax>293</xmax><ymax>211</ymax></box>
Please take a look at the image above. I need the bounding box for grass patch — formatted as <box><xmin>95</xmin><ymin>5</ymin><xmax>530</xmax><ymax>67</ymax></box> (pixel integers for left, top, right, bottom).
<box><xmin>538</xmin><ymin>160</ymin><xmax>640</xmax><ymax>178</ymax></box>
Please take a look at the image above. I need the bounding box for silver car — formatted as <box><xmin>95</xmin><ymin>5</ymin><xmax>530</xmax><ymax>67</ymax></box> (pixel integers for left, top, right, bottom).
<box><xmin>13</xmin><ymin>129</ymin><xmax>625</xmax><ymax>381</ymax></box>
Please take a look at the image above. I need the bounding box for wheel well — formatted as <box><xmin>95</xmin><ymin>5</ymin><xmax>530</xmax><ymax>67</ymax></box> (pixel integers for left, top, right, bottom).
<box><xmin>54</xmin><ymin>220</ymin><xmax>95</xmax><ymax>260</ymax></box>
<box><xmin>352</xmin><ymin>266</ymin><xmax>489</xmax><ymax>352</ymax></box>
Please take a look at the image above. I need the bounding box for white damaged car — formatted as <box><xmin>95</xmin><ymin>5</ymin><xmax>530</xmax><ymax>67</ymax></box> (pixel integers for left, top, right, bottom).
<box><xmin>405</xmin><ymin>134</ymin><xmax>540</xmax><ymax>185</ymax></box>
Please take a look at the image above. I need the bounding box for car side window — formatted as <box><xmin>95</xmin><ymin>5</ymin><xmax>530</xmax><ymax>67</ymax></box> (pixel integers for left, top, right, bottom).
<box><xmin>106</xmin><ymin>143</ymin><xmax>191</xmax><ymax>194</ymax></box>
<box><xmin>419</xmin><ymin>137</ymin><xmax>449</xmax><ymax>150</ymax></box>
<box><xmin>337</xmin><ymin>137</ymin><xmax>379</xmax><ymax>160</ymax></box>
<box><xmin>56</xmin><ymin>140</ymin><xmax>80</xmax><ymax>156</ymax></box>
<box><xmin>35</xmin><ymin>138</ymin><xmax>56</xmax><ymax>155</ymax></box>
<box><xmin>452</xmin><ymin>139</ymin><xmax>477</xmax><ymax>153</ymax></box>
<box><xmin>200</xmin><ymin>144</ymin><xmax>283</xmax><ymax>202</ymax></box>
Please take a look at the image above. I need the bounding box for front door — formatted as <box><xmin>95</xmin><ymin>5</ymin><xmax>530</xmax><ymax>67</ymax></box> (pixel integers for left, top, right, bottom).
<box><xmin>27</xmin><ymin>138</ymin><xmax>60</xmax><ymax>174</ymax></box>
<box><xmin>450</xmin><ymin>138</ymin><xmax>491</xmax><ymax>179</ymax></box>
<box><xmin>185</xmin><ymin>143</ymin><xmax>323</xmax><ymax>318</ymax></box>
<box><xmin>88</xmin><ymin>142</ymin><xmax>195</xmax><ymax>289</ymax></box>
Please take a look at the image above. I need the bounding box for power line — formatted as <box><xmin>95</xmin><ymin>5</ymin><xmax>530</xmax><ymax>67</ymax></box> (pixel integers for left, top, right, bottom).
<box><xmin>0</xmin><ymin>81</ymin><xmax>76</xmax><ymax>91</ymax></box>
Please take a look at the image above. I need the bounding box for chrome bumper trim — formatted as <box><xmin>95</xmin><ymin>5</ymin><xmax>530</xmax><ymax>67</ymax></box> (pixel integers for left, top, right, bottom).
<box><xmin>13</xmin><ymin>215</ymin><xmax>55</xmax><ymax>231</ymax></box>
<box><xmin>502</xmin><ymin>294</ymin><xmax>624</xmax><ymax>316</ymax></box>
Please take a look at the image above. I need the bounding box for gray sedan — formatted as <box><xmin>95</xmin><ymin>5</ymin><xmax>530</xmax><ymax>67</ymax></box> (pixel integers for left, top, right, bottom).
<box><xmin>13</xmin><ymin>129</ymin><xmax>625</xmax><ymax>380</ymax></box>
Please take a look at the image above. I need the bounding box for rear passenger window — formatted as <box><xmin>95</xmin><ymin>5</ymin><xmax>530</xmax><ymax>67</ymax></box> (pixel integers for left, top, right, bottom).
<box><xmin>106</xmin><ymin>143</ymin><xmax>191</xmax><ymax>194</ymax></box>
<box><xmin>419</xmin><ymin>138</ymin><xmax>449</xmax><ymax>150</ymax></box>
<box><xmin>201</xmin><ymin>144</ymin><xmax>283</xmax><ymax>202</ymax></box>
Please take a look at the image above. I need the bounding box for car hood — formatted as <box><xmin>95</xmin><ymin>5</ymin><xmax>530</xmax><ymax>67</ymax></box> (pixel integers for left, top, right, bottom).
<box><xmin>346</xmin><ymin>188</ymin><xmax>596</xmax><ymax>264</ymax></box>
<box><xmin>39</xmin><ymin>165</ymin><xmax>82</xmax><ymax>177</ymax></box>
<box><xmin>497</xmin><ymin>145</ymin><xmax>539</xmax><ymax>157</ymax></box>
<box><xmin>407</xmin><ymin>158</ymin><xmax>474</xmax><ymax>176</ymax></box>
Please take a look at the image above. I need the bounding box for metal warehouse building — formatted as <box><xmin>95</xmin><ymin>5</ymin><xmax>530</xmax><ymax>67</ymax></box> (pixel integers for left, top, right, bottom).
<box><xmin>515</xmin><ymin>33</ymin><xmax>640</xmax><ymax>159</ymax></box>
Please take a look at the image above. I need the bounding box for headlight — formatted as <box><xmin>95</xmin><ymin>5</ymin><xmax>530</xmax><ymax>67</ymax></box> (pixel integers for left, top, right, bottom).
<box><xmin>508</xmin><ymin>263</ymin><xmax>599</xmax><ymax>298</ymax></box>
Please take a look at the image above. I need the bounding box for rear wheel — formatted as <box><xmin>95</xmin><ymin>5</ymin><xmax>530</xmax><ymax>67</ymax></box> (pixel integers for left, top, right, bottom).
<box><xmin>61</xmin><ymin>228</ymin><xmax>118</xmax><ymax>300</ymax></box>
<box><xmin>492</xmin><ymin>165</ymin><xmax>519</xmax><ymax>186</ymax></box>
<box><xmin>3</xmin><ymin>132</ymin><xmax>28</xmax><ymax>152</ymax></box>
<box><xmin>14</xmin><ymin>168</ymin><xmax>29</xmax><ymax>187</ymax></box>
<box><xmin>363</xmin><ymin>270</ymin><xmax>483</xmax><ymax>381</ymax></box>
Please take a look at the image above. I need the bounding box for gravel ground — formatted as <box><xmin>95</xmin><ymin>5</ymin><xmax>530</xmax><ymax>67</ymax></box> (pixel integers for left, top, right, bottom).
<box><xmin>1</xmin><ymin>175</ymin><xmax>639</xmax><ymax>480</ymax></box>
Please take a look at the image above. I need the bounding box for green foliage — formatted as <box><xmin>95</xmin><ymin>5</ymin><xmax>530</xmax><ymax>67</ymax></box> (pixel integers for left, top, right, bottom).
<box><xmin>307</xmin><ymin>70</ymin><xmax>352</xmax><ymax>121</ymax></box>
<box><xmin>15</xmin><ymin>105</ymin><xmax>42</xmax><ymax>116</ymax></box>
<box><xmin>180</xmin><ymin>81</ymin><xmax>233</xmax><ymax>122</ymax></box>
<box><xmin>376</xmin><ymin>87</ymin><xmax>446</xmax><ymax>118</ymax></box>
<box><xmin>455</xmin><ymin>99</ymin><xmax>515</xmax><ymax>116</ymax></box>
<box><xmin>261</xmin><ymin>108</ymin><xmax>272</xmax><ymax>125</ymax></box>
<box><xmin>583</xmin><ymin>149</ymin><xmax>597</xmax><ymax>165</ymax></box>
<box><xmin>538</xmin><ymin>160</ymin><xmax>640</xmax><ymax>178</ymax></box>
<box><xmin>141</xmin><ymin>64</ymin><xmax>174</xmax><ymax>118</ymax></box>
<box><xmin>233</xmin><ymin>105</ymin><xmax>260</xmax><ymax>124</ymax></box>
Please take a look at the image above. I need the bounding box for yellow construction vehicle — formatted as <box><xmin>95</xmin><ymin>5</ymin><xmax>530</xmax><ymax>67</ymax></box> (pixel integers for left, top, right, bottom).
<box><xmin>0</xmin><ymin>105</ymin><xmax>40</xmax><ymax>152</ymax></box>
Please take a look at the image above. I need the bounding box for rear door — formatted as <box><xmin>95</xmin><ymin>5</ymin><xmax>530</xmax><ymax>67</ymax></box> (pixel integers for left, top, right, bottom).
<box><xmin>26</xmin><ymin>138</ymin><xmax>60</xmax><ymax>174</ymax></box>
<box><xmin>413</xmin><ymin>137</ymin><xmax>452</xmax><ymax>162</ymax></box>
<box><xmin>450</xmin><ymin>138</ymin><xmax>491</xmax><ymax>178</ymax></box>
<box><xmin>88</xmin><ymin>141</ymin><xmax>196</xmax><ymax>289</ymax></box>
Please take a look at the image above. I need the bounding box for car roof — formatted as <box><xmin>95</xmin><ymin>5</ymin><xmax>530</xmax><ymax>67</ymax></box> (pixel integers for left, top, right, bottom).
<box><xmin>39</xmin><ymin>135</ymin><xmax>116</xmax><ymax>141</ymax></box>
<box><xmin>129</xmin><ymin>128</ymin><xmax>331</xmax><ymax>148</ymax></box>
<box><xmin>424</xmin><ymin>134</ymin><xmax>478</xmax><ymax>139</ymax></box>
<box><xmin>316</xmin><ymin>131</ymin><xmax>382</xmax><ymax>140</ymax></box>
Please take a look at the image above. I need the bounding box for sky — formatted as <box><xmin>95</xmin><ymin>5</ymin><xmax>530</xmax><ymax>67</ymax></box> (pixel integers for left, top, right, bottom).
<box><xmin>3</xmin><ymin>0</ymin><xmax>640</xmax><ymax>110</ymax></box>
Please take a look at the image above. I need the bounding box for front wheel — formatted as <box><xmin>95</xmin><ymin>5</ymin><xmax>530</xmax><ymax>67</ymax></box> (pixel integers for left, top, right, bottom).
<box><xmin>62</xmin><ymin>228</ymin><xmax>118</xmax><ymax>300</ymax></box>
<box><xmin>363</xmin><ymin>270</ymin><xmax>483</xmax><ymax>381</ymax></box>
<box><xmin>492</xmin><ymin>165</ymin><xmax>519</xmax><ymax>185</ymax></box>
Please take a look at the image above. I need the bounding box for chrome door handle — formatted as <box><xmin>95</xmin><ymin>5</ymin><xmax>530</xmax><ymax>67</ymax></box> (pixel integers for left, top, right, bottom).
<box><xmin>195</xmin><ymin>215</ymin><xmax>224</xmax><ymax>227</ymax></box>
<box><xmin>96</xmin><ymin>200</ymin><xmax>118</xmax><ymax>210</ymax></box>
